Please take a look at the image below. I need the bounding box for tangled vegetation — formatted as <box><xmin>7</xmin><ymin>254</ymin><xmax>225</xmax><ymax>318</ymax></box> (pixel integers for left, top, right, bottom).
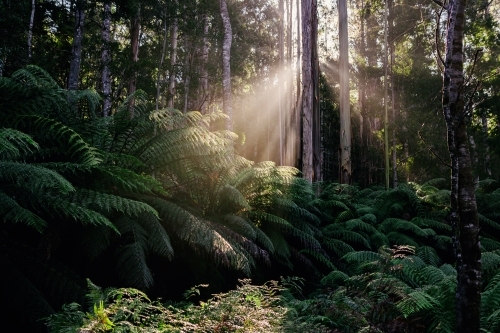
<box><xmin>1</xmin><ymin>67</ymin><xmax>500</xmax><ymax>332</ymax></box>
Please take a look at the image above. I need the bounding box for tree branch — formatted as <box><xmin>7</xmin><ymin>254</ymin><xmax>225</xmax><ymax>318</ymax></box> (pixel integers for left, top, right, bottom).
<box><xmin>418</xmin><ymin>130</ymin><xmax>452</xmax><ymax>169</ymax></box>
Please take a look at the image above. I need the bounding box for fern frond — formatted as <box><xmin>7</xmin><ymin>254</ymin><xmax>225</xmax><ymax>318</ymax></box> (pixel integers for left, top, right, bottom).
<box><xmin>415</xmin><ymin>246</ymin><xmax>441</xmax><ymax>267</ymax></box>
<box><xmin>0</xmin><ymin>128</ymin><xmax>39</xmax><ymax>160</ymax></box>
<box><xmin>322</xmin><ymin>238</ymin><xmax>355</xmax><ymax>258</ymax></box>
<box><xmin>397</xmin><ymin>291</ymin><xmax>442</xmax><ymax>318</ymax></box>
<box><xmin>386</xmin><ymin>232</ymin><xmax>419</xmax><ymax>247</ymax></box>
<box><xmin>321</xmin><ymin>270</ymin><xmax>350</xmax><ymax>286</ymax></box>
<box><xmin>0</xmin><ymin>191</ymin><xmax>46</xmax><ymax>231</ymax></box>
<box><xmin>300</xmin><ymin>249</ymin><xmax>336</xmax><ymax>271</ymax></box>
<box><xmin>379</xmin><ymin>218</ymin><xmax>428</xmax><ymax>238</ymax></box>
<box><xmin>1</xmin><ymin>161</ymin><xmax>74</xmax><ymax>193</ymax></box>
<box><xmin>411</xmin><ymin>217</ymin><xmax>451</xmax><ymax>232</ymax></box>
<box><xmin>70</xmin><ymin>188</ymin><xmax>158</xmax><ymax>218</ymax></box>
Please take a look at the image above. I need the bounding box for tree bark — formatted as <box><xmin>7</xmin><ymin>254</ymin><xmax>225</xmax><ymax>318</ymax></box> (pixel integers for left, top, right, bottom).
<box><xmin>312</xmin><ymin>6</ymin><xmax>321</xmax><ymax>182</ymax></box>
<box><xmin>167</xmin><ymin>15</ymin><xmax>178</xmax><ymax>109</ymax></box>
<box><xmin>358</xmin><ymin>0</ymin><xmax>369</xmax><ymax>187</ymax></box>
<box><xmin>295</xmin><ymin>0</ymin><xmax>301</xmax><ymax>169</ymax></box>
<box><xmin>128</xmin><ymin>6</ymin><xmax>140</xmax><ymax>117</ymax></box>
<box><xmin>199</xmin><ymin>13</ymin><xmax>210</xmax><ymax>114</ymax></box>
<box><xmin>441</xmin><ymin>0</ymin><xmax>481</xmax><ymax>331</ymax></box>
<box><xmin>279</xmin><ymin>0</ymin><xmax>284</xmax><ymax>165</ymax></box>
<box><xmin>156</xmin><ymin>11</ymin><xmax>168</xmax><ymax>112</ymax></box>
<box><xmin>339</xmin><ymin>0</ymin><xmax>351</xmax><ymax>184</ymax></box>
<box><xmin>300</xmin><ymin>0</ymin><xmax>314</xmax><ymax>182</ymax></box>
<box><xmin>101</xmin><ymin>0</ymin><xmax>112</xmax><ymax>117</ymax></box>
<box><xmin>68</xmin><ymin>0</ymin><xmax>85</xmax><ymax>91</ymax></box>
<box><xmin>220</xmin><ymin>0</ymin><xmax>233</xmax><ymax>130</ymax></box>
<box><xmin>27</xmin><ymin>0</ymin><xmax>35</xmax><ymax>61</ymax></box>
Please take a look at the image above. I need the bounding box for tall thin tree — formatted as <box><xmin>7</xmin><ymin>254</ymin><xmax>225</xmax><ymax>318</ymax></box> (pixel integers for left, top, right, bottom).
<box><xmin>68</xmin><ymin>0</ymin><xmax>85</xmax><ymax>91</ymax></box>
<box><xmin>435</xmin><ymin>0</ymin><xmax>481</xmax><ymax>330</ymax></box>
<box><xmin>101</xmin><ymin>0</ymin><xmax>112</xmax><ymax>117</ymax></box>
<box><xmin>338</xmin><ymin>0</ymin><xmax>351</xmax><ymax>184</ymax></box>
<box><xmin>220</xmin><ymin>0</ymin><xmax>233</xmax><ymax>130</ymax></box>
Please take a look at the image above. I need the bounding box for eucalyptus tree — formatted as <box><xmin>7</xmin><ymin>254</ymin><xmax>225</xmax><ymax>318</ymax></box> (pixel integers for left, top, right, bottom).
<box><xmin>434</xmin><ymin>0</ymin><xmax>481</xmax><ymax>330</ymax></box>
<box><xmin>67</xmin><ymin>0</ymin><xmax>86</xmax><ymax>91</ymax></box>
<box><xmin>220</xmin><ymin>0</ymin><xmax>233</xmax><ymax>130</ymax></box>
<box><xmin>102</xmin><ymin>0</ymin><xmax>112</xmax><ymax>117</ymax></box>
<box><xmin>338</xmin><ymin>0</ymin><xmax>351</xmax><ymax>184</ymax></box>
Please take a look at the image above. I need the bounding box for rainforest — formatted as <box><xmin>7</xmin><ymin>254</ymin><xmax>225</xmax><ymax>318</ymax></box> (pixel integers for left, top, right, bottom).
<box><xmin>1</xmin><ymin>0</ymin><xmax>500</xmax><ymax>332</ymax></box>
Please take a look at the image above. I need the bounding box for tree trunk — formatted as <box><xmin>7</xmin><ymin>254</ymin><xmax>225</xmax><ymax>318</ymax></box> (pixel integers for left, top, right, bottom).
<box><xmin>101</xmin><ymin>0</ymin><xmax>112</xmax><ymax>117</ymax></box>
<box><xmin>286</xmin><ymin>0</ymin><xmax>293</xmax><ymax>166</ymax></box>
<box><xmin>295</xmin><ymin>0</ymin><xmax>301</xmax><ymax>169</ymax></box>
<box><xmin>279</xmin><ymin>0</ymin><xmax>284</xmax><ymax>165</ymax></box>
<box><xmin>156</xmin><ymin>11</ymin><xmax>168</xmax><ymax>112</ymax></box>
<box><xmin>481</xmin><ymin>113</ymin><xmax>491</xmax><ymax>177</ymax></box>
<box><xmin>389</xmin><ymin>0</ymin><xmax>397</xmax><ymax>188</ymax></box>
<box><xmin>27</xmin><ymin>0</ymin><xmax>35</xmax><ymax>61</ymax></box>
<box><xmin>358</xmin><ymin>0</ymin><xmax>369</xmax><ymax>187</ymax></box>
<box><xmin>199</xmin><ymin>13</ymin><xmax>210</xmax><ymax>114</ymax></box>
<box><xmin>68</xmin><ymin>0</ymin><xmax>85</xmax><ymax>91</ymax></box>
<box><xmin>183</xmin><ymin>39</ymin><xmax>193</xmax><ymax>113</ymax></box>
<box><xmin>300</xmin><ymin>0</ymin><xmax>314</xmax><ymax>182</ymax></box>
<box><xmin>441</xmin><ymin>0</ymin><xmax>481</xmax><ymax>331</ymax></box>
<box><xmin>128</xmin><ymin>6</ymin><xmax>140</xmax><ymax>117</ymax></box>
<box><xmin>167</xmin><ymin>16</ymin><xmax>178</xmax><ymax>109</ymax></box>
<box><xmin>220</xmin><ymin>0</ymin><xmax>233</xmax><ymax>130</ymax></box>
<box><xmin>312</xmin><ymin>7</ymin><xmax>321</xmax><ymax>182</ymax></box>
<box><xmin>339</xmin><ymin>0</ymin><xmax>351</xmax><ymax>184</ymax></box>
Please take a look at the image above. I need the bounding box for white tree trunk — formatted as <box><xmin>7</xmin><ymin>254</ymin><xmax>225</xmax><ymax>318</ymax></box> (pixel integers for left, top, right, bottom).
<box><xmin>339</xmin><ymin>0</ymin><xmax>351</xmax><ymax>183</ymax></box>
<box><xmin>301</xmin><ymin>0</ymin><xmax>314</xmax><ymax>182</ymax></box>
<box><xmin>101</xmin><ymin>0</ymin><xmax>112</xmax><ymax>117</ymax></box>
<box><xmin>199</xmin><ymin>14</ymin><xmax>210</xmax><ymax>114</ymax></box>
<box><xmin>220</xmin><ymin>0</ymin><xmax>233</xmax><ymax>130</ymax></box>
<box><xmin>167</xmin><ymin>17</ymin><xmax>178</xmax><ymax>108</ymax></box>
<box><xmin>27</xmin><ymin>0</ymin><xmax>35</xmax><ymax>61</ymax></box>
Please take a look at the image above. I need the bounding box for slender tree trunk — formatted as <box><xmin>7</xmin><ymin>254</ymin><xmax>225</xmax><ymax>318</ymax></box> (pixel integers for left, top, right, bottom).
<box><xmin>287</xmin><ymin>0</ymin><xmax>293</xmax><ymax>166</ymax></box>
<box><xmin>481</xmin><ymin>113</ymin><xmax>491</xmax><ymax>177</ymax></box>
<box><xmin>68</xmin><ymin>0</ymin><xmax>85</xmax><ymax>91</ymax></box>
<box><xmin>295</xmin><ymin>0</ymin><xmax>301</xmax><ymax>169</ymax></box>
<box><xmin>279</xmin><ymin>0</ymin><xmax>284</xmax><ymax>165</ymax></box>
<box><xmin>27</xmin><ymin>0</ymin><xmax>35</xmax><ymax>61</ymax></box>
<box><xmin>339</xmin><ymin>0</ymin><xmax>351</xmax><ymax>184</ymax></box>
<box><xmin>383</xmin><ymin>0</ymin><xmax>390</xmax><ymax>189</ymax></box>
<box><xmin>101</xmin><ymin>0</ymin><xmax>112</xmax><ymax>117</ymax></box>
<box><xmin>300</xmin><ymin>0</ymin><xmax>314</xmax><ymax>182</ymax></box>
<box><xmin>389</xmin><ymin>0</ymin><xmax>397</xmax><ymax>188</ymax></box>
<box><xmin>312</xmin><ymin>7</ymin><xmax>321</xmax><ymax>182</ymax></box>
<box><xmin>220</xmin><ymin>0</ymin><xmax>233</xmax><ymax>130</ymax></box>
<box><xmin>156</xmin><ymin>12</ymin><xmax>168</xmax><ymax>111</ymax></box>
<box><xmin>358</xmin><ymin>0</ymin><xmax>369</xmax><ymax>187</ymax></box>
<box><xmin>199</xmin><ymin>13</ymin><xmax>210</xmax><ymax>114</ymax></box>
<box><xmin>167</xmin><ymin>17</ymin><xmax>178</xmax><ymax>108</ymax></box>
<box><xmin>183</xmin><ymin>39</ymin><xmax>193</xmax><ymax>113</ymax></box>
<box><xmin>128</xmin><ymin>6</ymin><xmax>140</xmax><ymax>116</ymax></box>
<box><xmin>441</xmin><ymin>0</ymin><xmax>481</xmax><ymax>331</ymax></box>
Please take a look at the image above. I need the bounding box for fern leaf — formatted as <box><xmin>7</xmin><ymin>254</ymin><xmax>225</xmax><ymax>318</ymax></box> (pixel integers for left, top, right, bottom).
<box><xmin>415</xmin><ymin>246</ymin><xmax>441</xmax><ymax>267</ymax></box>
<box><xmin>0</xmin><ymin>128</ymin><xmax>39</xmax><ymax>160</ymax></box>
<box><xmin>0</xmin><ymin>191</ymin><xmax>46</xmax><ymax>231</ymax></box>
<box><xmin>397</xmin><ymin>291</ymin><xmax>441</xmax><ymax>318</ymax></box>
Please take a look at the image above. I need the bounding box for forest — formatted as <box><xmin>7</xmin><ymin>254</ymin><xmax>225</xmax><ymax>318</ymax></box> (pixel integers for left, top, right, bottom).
<box><xmin>1</xmin><ymin>0</ymin><xmax>500</xmax><ymax>332</ymax></box>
